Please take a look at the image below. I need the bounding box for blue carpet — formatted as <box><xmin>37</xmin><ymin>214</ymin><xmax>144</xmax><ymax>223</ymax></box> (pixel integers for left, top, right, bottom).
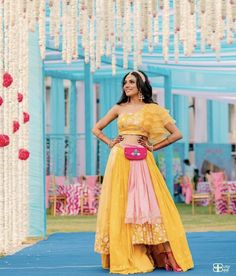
<box><xmin>0</xmin><ymin>232</ymin><xmax>235</xmax><ymax>276</ymax></box>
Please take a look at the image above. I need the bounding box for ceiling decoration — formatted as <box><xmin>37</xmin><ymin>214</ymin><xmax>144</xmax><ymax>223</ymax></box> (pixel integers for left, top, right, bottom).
<box><xmin>43</xmin><ymin>0</ymin><xmax>236</xmax><ymax>74</ymax></box>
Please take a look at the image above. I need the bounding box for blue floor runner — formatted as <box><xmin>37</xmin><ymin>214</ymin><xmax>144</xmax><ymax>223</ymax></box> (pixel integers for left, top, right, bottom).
<box><xmin>0</xmin><ymin>232</ymin><xmax>235</xmax><ymax>276</ymax></box>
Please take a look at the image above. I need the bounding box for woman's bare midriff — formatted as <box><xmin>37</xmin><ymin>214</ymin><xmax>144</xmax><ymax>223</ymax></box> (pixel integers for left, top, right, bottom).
<box><xmin>119</xmin><ymin>134</ymin><xmax>148</xmax><ymax>146</ymax></box>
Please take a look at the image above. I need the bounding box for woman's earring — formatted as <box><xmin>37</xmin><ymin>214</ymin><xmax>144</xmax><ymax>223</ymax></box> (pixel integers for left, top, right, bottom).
<box><xmin>138</xmin><ymin>91</ymin><xmax>144</xmax><ymax>101</ymax></box>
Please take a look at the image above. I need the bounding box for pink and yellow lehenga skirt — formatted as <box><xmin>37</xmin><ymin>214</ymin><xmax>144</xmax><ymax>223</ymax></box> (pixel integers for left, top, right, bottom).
<box><xmin>94</xmin><ymin>144</ymin><xmax>194</xmax><ymax>274</ymax></box>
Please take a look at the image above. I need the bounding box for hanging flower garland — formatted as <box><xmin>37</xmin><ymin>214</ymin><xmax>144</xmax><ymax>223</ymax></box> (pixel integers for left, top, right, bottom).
<box><xmin>200</xmin><ymin>0</ymin><xmax>206</xmax><ymax>53</ymax></box>
<box><xmin>41</xmin><ymin>0</ymin><xmax>236</xmax><ymax>70</ymax></box>
<box><xmin>147</xmin><ymin>0</ymin><xmax>153</xmax><ymax>52</ymax></box>
<box><xmin>89</xmin><ymin>3</ymin><xmax>95</xmax><ymax>72</ymax></box>
<box><xmin>39</xmin><ymin>0</ymin><xmax>46</xmax><ymax>59</ymax></box>
<box><xmin>72</xmin><ymin>0</ymin><xmax>78</xmax><ymax>59</ymax></box>
<box><xmin>162</xmin><ymin>0</ymin><xmax>170</xmax><ymax>62</ymax></box>
<box><xmin>153</xmin><ymin>1</ymin><xmax>159</xmax><ymax>47</ymax></box>
<box><xmin>95</xmin><ymin>0</ymin><xmax>102</xmax><ymax>69</ymax></box>
<box><xmin>174</xmin><ymin>0</ymin><xmax>180</xmax><ymax>61</ymax></box>
<box><xmin>83</xmin><ymin>1</ymin><xmax>90</xmax><ymax>64</ymax></box>
<box><xmin>133</xmin><ymin>0</ymin><xmax>141</xmax><ymax>70</ymax></box>
<box><xmin>0</xmin><ymin>0</ymin><xmax>33</xmax><ymax>254</ymax></box>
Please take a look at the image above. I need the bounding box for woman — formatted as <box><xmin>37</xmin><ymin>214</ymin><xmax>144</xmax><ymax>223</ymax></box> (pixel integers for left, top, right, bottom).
<box><xmin>92</xmin><ymin>71</ymin><xmax>194</xmax><ymax>274</ymax></box>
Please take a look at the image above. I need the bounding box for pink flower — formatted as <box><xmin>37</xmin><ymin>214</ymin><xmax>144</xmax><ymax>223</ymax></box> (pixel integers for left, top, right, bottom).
<box><xmin>23</xmin><ymin>112</ymin><xmax>30</xmax><ymax>123</ymax></box>
<box><xmin>13</xmin><ymin>121</ymin><xmax>20</xmax><ymax>133</ymax></box>
<box><xmin>2</xmin><ymin>72</ymin><xmax>13</xmax><ymax>88</ymax></box>
<box><xmin>0</xmin><ymin>134</ymin><xmax>10</xmax><ymax>147</ymax></box>
<box><xmin>0</xmin><ymin>96</ymin><xmax>3</xmax><ymax>106</ymax></box>
<box><xmin>17</xmin><ymin>93</ymin><xmax>23</xmax><ymax>103</ymax></box>
<box><xmin>18</xmin><ymin>148</ymin><xmax>30</xmax><ymax>160</ymax></box>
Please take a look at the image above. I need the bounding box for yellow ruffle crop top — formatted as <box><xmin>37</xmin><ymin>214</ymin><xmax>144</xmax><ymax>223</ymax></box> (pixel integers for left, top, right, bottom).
<box><xmin>117</xmin><ymin>103</ymin><xmax>175</xmax><ymax>144</ymax></box>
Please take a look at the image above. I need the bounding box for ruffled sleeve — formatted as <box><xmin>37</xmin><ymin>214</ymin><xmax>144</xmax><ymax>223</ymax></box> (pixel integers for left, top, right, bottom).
<box><xmin>143</xmin><ymin>103</ymin><xmax>175</xmax><ymax>145</ymax></box>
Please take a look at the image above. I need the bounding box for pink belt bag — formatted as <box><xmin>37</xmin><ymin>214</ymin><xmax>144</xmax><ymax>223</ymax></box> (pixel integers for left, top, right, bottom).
<box><xmin>124</xmin><ymin>147</ymin><xmax>147</xmax><ymax>160</ymax></box>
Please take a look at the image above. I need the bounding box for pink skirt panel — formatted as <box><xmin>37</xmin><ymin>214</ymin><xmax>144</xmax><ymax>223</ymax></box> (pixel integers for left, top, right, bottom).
<box><xmin>123</xmin><ymin>144</ymin><xmax>162</xmax><ymax>224</ymax></box>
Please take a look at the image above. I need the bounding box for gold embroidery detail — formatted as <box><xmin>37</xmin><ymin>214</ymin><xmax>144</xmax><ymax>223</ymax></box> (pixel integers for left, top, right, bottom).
<box><xmin>131</xmin><ymin>223</ymin><xmax>168</xmax><ymax>245</ymax></box>
<box><xmin>94</xmin><ymin>232</ymin><xmax>109</xmax><ymax>254</ymax></box>
<box><xmin>95</xmin><ymin>223</ymin><xmax>168</xmax><ymax>254</ymax></box>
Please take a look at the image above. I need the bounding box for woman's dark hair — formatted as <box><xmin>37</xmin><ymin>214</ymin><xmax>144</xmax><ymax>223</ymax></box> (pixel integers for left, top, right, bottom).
<box><xmin>117</xmin><ymin>70</ymin><xmax>156</xmax><ymax>105</ymax></box>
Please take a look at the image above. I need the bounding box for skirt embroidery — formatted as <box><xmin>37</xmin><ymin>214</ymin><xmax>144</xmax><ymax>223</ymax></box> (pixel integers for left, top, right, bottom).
<box><xmin>132</xmin><ymin>223</ymin><xmax>168</xmax><ymax>245</ymax></box>
<box><xmin>95</xmin><ymin>221</ymin><xmax>168</xmax><ymax>255</ymax></box>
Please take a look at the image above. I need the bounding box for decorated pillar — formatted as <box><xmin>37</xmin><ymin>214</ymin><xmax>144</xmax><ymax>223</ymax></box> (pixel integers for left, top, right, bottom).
<box><xmin>68</xmin><ymin>80</ymin><xmax>77</xmax><ymax>176</ymax></box>
<box><xmin>173</xmin><ymin>94</ymin><xmax>189</xmax><ymax>158</ymax></box>
<box><xmin>99</xmin><ymin>78</ymin><xmax>111</xmax><ymax>175</ymax></box>
<box><xmin>84</xmin><ymin>63</ymin><xmax>95</xmax><ymax>175</ymax></box>
<box><xmin>194</xmin><ymin>98</ymin><xmax>207</xmax><ymax>142</ymax></box>
<box><xmin>50</xmin><ymin>78</ymin><xmax>65</xmax><ymax>175</ymax></box>
<box><xmin>207</xmin><ymin>100</ymin><xmax>229</xmax><ymax>143</ymax></box>
<box><xmin>28</xmin><ymin>30</ymin><xmax>45</xmax><ymax>237</ymax></box>
<box><xmin>98</xmin><ymin>77</ymin><xmax>120</xmax><ymax>175</ymax></box>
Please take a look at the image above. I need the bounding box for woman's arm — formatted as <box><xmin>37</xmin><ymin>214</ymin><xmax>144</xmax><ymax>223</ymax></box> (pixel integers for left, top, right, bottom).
<box><xmin>152</xmin><ymin>122</ymin><xmax>182</xmax><ymax>151</ymax></box>
<box><xmin>92</xmin><ymin>105</ymin><xmax>123</xmax><ymax>148</ymax></box>
<box><xmin>138</xmin><ymin>122</ymin><xmax>182</xmax><ymax>151</ymax></box>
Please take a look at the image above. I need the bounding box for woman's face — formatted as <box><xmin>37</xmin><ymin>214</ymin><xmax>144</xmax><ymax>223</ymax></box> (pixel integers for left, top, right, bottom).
<box><xmin>123</xmin><ymin>74</ymin><xmax>139</xmax><ymax>97</ymax></box>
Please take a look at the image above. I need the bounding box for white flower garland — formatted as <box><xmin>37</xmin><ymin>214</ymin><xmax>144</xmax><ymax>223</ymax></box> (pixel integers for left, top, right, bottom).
<box><xmin>110</xmin><ymin>0</ymin><xmax>116</xmax><ymax>75</ymax></box>
<box><xmin>153</xmin><ymin>8</ymin><xmax>159</xmax><ymax>46</ymax></box>
<box><xmin>200</xmin><ymin>0</ymin><xmax>206</xmax><ymax>53</ymax></box>
<box><xmin>0</xmin><ymin>0</ymin><xmax>4</xmax><ymax>254</ymax></box>
<box><xmin>95</xmin><ymin>0</ymin><xmax>101</xmax><ymax>69</ymax></box>
<box><xmin>39</xmin><ymin>0</ymin><xmax>46</xmax><ymax>59</ymax></box>
<box><xmin>99</xmin><ymin>0</ymin><xmax>105</xmax><ymax>56</ymax></box>
<box><xmin>116</xmin><ymin>0</ymin><xmax>122</xmax><ymax>46</ymax></box>
<box><xmin>214</xmin><ymin>1</ymin><xmax>222</xmax><ymax>60</ymax></box>
<box><xmin>83</xmin><ymin>1</ymin><xmax>89</xmax><ymax>63</ymax></box>
<box><xmin>123</xmin><ymin>0</ymin><xmax>131</xmax><ymax>69</ymax></box>
<box><xmin>147</xmin><ymin>0</ymin><xmax>153</xmax><ymax>52</ymax></box>
<box><xmin>3</xmin><ymin>0</ymin><xmax>10</xmax><ymax>253</ymax></box>
<box><xmin>66</xmin><ymin>1</ymin><xmax>72</xmax><ymax>64</ymax></box>
<box><xmin>17</xmin><ymin>0</ymin><xmax>24</xmax><ymax>247</ymax></box>
<box><xmin>174</xmin><ymin>0</ymin><xmax>180</xmax><ymax>61</ymax></box>
<box><xmin>161</xmin><ymin>0</ymin><xmax>169</xmax><ymax>62</ymax></box>
<box><xmin>112</xmin><ymin>46</ymin><xmax>116</xmax><ymax>75</ymax></box>
<box><xmin>44</xmin><ymin>0</ymin><xmax>236</xmax><ymax>70</ymax></box>
<box><xmin>9</xmin><ymin>0</ymin><xmax>17</xmax><ymax>247</ymax></box>
<box><xmin>133</xmin><ymin>0</ymin><xmax>139</xmax><ymax>69</ymax></box>
<box><xmin>54</xmin><ymin>0</ymin><xmax>61</xmax><ymax>49</ymax></box>
<box><xmin>28</xmin><ymin>0</ymin><xmax>36</xmax><ymax>32</ymax></box>
<box><xmin>232</xmin><ymin>1</ymin><xmax>236</xmax><ymax>22</ymax></box>
<box><xmin>22</xmin><ymin>11</ymin><xmax>29</xmax><ymax>241</ymax></box>
<box><xmin>89</xmin><ymin>9</ymin><xmax>95</xmax><ymax>72</ymax></box>
<box><xmin>62</xmin><ymin>0</ymin><xmax>68</xmax><ymax>62</ymax></box>
<box><xmin>0</xmin><ymin>0</ymin><xmax>30</xmax><ymax>255</ymax></box>
<box><xmin>72</xmin><ymin>0</ymin><xmax>78</xmax><ymax>59</ymax></box>
<box><xmin>226</xmin><ymin>0</ymin><xmax>233</xmax><ymax>44</ymax></box>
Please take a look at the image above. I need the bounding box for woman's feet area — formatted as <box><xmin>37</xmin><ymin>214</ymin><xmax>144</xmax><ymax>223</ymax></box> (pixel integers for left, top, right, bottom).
<box><xmin>164</xmin><ymin>251</ymin><xmax>182</xmax><ymax>272</ymax></box>
<box><xmin>162</xmin><ymin>242</ymin><xmax>182</xmax><ymax>272</ymax></box>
